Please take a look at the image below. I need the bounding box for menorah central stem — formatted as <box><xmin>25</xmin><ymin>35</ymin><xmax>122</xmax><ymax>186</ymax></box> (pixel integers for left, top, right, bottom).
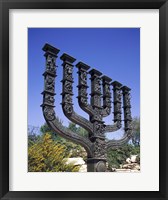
<box><xmin>85</xmin><ymin>69</ymin><xmax>107</xmax><ymax>172</ymax></box>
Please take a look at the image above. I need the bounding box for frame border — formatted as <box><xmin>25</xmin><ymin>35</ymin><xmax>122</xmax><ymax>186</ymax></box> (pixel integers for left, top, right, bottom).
<box><xmin>0</xmin><ymin>0</ymin><xmax>167</xmax><ymax>199</ymax></box>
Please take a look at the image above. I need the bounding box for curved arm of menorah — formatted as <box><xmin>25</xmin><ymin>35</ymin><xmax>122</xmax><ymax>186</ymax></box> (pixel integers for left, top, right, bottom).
<box><xmin>61</xmin><ymin>54</ymin><xmax>93</xmax><ymax>133</ymax></box>
<box><xmin>42</xmin><ymin>107</ymin><xmax>93</xmax><ymax>157</ymax></box>
<box><xmin>104</xmin><ymin>81</ymin><xmax>122</xmax><ymax>133</ymax></box>
<box><xmin>42</xmin><ymin>44</ymin><xmax>93</xmax><ymax>157</ymax></box>
<box><xmin>62</xmin><ymin>106</ymin><xmax>93</xmax><ymax>133</ymax></box>
<box><xmin>106</xmin><ymin>129</ymin><xmax>132</xmax><ymax>150</ymax></box>
<box><xmin>76</xmin><ymin>62</ymin><xmax>94</xmax><ymax>116</ymax></box>
<box><xmin>107</xmin><ymin>86</ymin><xmax>133</xmax><ymax>149</ymax></box>
<box><xmin>104</xmin><ymin>122</ymin><xmax>121</xmax><ymax>133</ymax></box>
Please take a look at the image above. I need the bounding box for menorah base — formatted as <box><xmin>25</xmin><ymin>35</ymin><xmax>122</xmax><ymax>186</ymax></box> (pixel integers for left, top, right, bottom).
<box><xmin>87</xmin><ymin>158</ymin><xmax>107</xmax><ymax>172</ymax></box>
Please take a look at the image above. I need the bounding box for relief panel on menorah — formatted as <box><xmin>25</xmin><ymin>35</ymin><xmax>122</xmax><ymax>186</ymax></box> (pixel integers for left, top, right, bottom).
<box><xmin>91</xmin><ymin>95</ymin><xmax>101</xmax><ymax>107</ymax></box>
<box><xmin>79</xmin><ymin>87</ymin><xmax>88</xmax><ymax>97</ymax></box>
<box><xmin>62</xmin><ymin>93</ymin><xmax>73</xmax><ymax>104</ymax></box>
<box><xmin>79</xmin><ymin>71</ymin><xmax>87</xmax><ymax>86</ymax></box>
<box><xmin>114</xmin><ymin>113</ymin><xmax>122</xmax><ymax>121</ymax></box>
<box><xmin>80</xmin><ymin>97</ymin><xmax>88</xmax><ymax>106</ymax></box>
<box><xmin>124</xmin><ymin>107</ymin><xmax>132</xmax><ymax>120</ymax></box>
<box><xmin>43</xmin><ymin>106</ymin><xmax>56</xmax><ymax>121</ymax></box>
<box><xmin>63</xmin><ymin>80</ymin><xmax>73</xmax><ymax>94</ymax></box>
<box><xmin>45</xmin><ymin>75</ymin><xmax>55</xmax><ymax>93</ymax></box>
<box><xmin>94</xmin><ymin>77</ymin><xmax>101</xmax><ymax>93</ymax></box>
<box><xmin>103</xmin><ymin>107</ymin><xmax>111</xmax><ymax>116</ymax></box>
<box><xmin>63</xmin><ymin>64</ymin><xmax>73</xmax><ymax>82</ymax></box>
<box><xmin>44</xmin><ymin>93</ymin><xmax>55</xmax><ymax>106</ymax></box>
<box><xmin>125</xmin><ymin>120</ymin><xmax>132</xmax><ymax>130</ymax></box>
<box><xmin>93</xmin><ymin>139</ymin><xmax>106</xmax><ymax>159</ymax></box>
<box><xmin>114</xmin><ymin>103</ymin><xmax>122</xmax><ymax>113</ymax></box>
<box><xmin>124</xmin><ymin>94</ymin><xmax>131</xmax><ymax>107</ymax></box>
<box><xmin>91</xmin><ymin>107</ymin><xmax>103</xmax><ymax>121</ymax></box>
<box><xmin>63</xmin><ymin>103</ymin><xmax>73</xmax><ymax>115</ymax></box>
<box><xmin>103</xmin><ymin>97</ymin><xmax>111</xmax><ymax>108</ymax></box>
<box><xmin>104</xmin><ymin>84</ymin><xmax>111</xmax><ymax>96</ymax></box>
<box><xmin>46</xmin><ymin>54</ymin><xmax>56</xmax><ymax>75</ymax></box>
<box><xmin>114</xmin><ymin>90</ymin><xmax>122</xmax><ymax>102</ymax></box>
<box><xmin>93</xmin><ymin>122</ymin><xmax>105</xmax><ymax>137</ymax></box>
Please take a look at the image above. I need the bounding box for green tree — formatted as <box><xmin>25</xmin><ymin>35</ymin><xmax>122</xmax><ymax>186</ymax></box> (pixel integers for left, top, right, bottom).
<box><xmin>68</xmin><ymin>122</ymin><xmax>88</xmax><ymax>137</ymax></box>
<box><xmin>107</xmin><ymin>117</ymin><xmax>140</xmax><ymax>168</ymax></box>
<box><xmin>107</xmin><ymin>144</ymin><xmax>140</xmax><ymax>168</ymax></box>
<box><xmin>68</xmin><ymin>122</ymin><xmax>78</xmax><ymax>133</ymax></box>
<box><xmin>131</xmin><ymin>117</ymin><xmax>140</xmax><ymax>146</ymax></box>
<box><xmin>28</xmin><ymin>125</ymin><xmax>41</xmax><ymax>147</ymax></box>
<box><xmin>40</xmin><ymin>123</ymin><xmax>51</xmax><ymax>134</ymax></box>
<box><xmin>28</xmin><ymin>134</ymin><xmax>41</xmax><ymax>147</ymax></box>
<box><xmin>28</xmin><ymin>133</ymin><xmax>80</xmax><ymax>172</ymax></box>
<box><xmin>40</xmin><ymin>122</ymin><xmax>65</xmax><ymax>142</ymax></box>
<box><xmin>77</xmin><ymin>126</ymin><xmax>88</xmax><ymax>138</ymax></box>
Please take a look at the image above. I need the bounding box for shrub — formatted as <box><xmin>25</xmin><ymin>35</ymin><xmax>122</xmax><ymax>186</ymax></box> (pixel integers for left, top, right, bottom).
<box><xmin>28</xmin><ymin>133</ymin><xmax>80</xmax><ymax>172</ymax></box>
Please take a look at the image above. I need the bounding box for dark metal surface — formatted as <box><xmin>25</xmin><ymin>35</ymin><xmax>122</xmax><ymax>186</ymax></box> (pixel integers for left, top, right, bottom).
<box><xmin>42</xmin><ymin>43</ymin><xmax>133</xmax><ymax>172</ymax></box>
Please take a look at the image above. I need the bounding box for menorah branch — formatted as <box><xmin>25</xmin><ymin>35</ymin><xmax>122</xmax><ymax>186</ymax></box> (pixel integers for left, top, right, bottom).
<box><xmin>41</xmin><ymin>44</ymin><xmax>93</xmax><ymax>157</ymax></box>
<box><xmin>103</xmin><ymin>81</ymin><xmax>123</xmax><ymax>134</ymax></box>
<box><xmin>106</xmin><ymin>86</ymin><xmax>133</xmax><ymax>149</ymax></box>
<box><xmin>44</xmin><ymin>113</ymin><xmax>93</xmax><ymax>157</ymax></box>
<box><xmin>106</xmin><ymin>133</ymin><xmax>131</xmax><ymax>149</ymax></box>
<box><xmin>102</xmin><ymin>75</ymin><xmax>112</xmax><ymax>117</ymax></box>
<box><xmin>76</xmin><ymin>62</ymin><xmax>94</xmax><ymax>116</ymax></box>
<box><xmin>60</xmin><ymin>54</ymin><xmax>93</xmax><ymax>133</ymax></box>
<box><xmin>104</xmin><ymin>123</ymin><xmax>119</xmax><ymax>133</ymax></box>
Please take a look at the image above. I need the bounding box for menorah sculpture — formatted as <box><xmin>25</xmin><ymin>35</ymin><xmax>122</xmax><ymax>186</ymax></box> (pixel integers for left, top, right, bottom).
<box><xmin>41</xmin><ymin>43</ymin><xmax>132</xmax><ymax>172</ymax></box>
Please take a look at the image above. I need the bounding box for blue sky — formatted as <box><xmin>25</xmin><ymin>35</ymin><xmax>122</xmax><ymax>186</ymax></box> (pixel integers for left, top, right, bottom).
<box><xmin>28</xmin><ymin>28</ymin><xmax>140</xmax><ymax>139</ymax></box>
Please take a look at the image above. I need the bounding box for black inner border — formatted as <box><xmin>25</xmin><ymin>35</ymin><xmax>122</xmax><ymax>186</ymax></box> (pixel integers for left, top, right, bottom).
<box><xmin>0</xmin><ymin>0</ymin><xmax>167</xmax><ymax>199</ymax></box>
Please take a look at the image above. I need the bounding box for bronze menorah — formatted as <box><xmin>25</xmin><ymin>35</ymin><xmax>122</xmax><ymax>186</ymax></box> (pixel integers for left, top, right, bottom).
<box><xmin>41</xmin><ymin>43</ymin><xmax>132</xmax><ymax>172</ymax></box>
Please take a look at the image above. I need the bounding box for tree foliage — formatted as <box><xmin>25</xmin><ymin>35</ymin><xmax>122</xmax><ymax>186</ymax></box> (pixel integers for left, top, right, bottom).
<box><xmin>107</xmin><ymin>144</ymin><xmax>140</xmax><ymax>168</ymax></box>
<box><xmin>28</xmin><ymin>125</ymin><xmax>41</xmax><ymax>147</ymax></box>
<box><xmin>28</xmin><ymin>133</ymin><xmax>80</xmax><ymax>172</ymax></box>
<box><xmin>28</xmin><ymin>134</ymin><xmax>41</xmax><ymax>147</ymax></box>
<box><xmin>40</xmin><ymin>122</ymin><xmax>63</xmax><ymax>141</ymax></box>
<box><xmin>68</xmin><ymin>122</ymin><xmax>88</xmax><ymax>138</ymax></box>
<box><xmin>107</xmin><ymin>117</ymin><xmax>140</xmax><ymax>168</ymax></box>
<box><xmin>131</xmin><ymin>117</ymin><xmax>140</xmax><ymax>146</ymax></box>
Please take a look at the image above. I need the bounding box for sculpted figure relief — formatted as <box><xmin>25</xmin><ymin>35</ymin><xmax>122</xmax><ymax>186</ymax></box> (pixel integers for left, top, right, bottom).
<box><xmin>46</xmin><ymin>54</ymin><xmax>56</xmax><ymax>74</ymax></box>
